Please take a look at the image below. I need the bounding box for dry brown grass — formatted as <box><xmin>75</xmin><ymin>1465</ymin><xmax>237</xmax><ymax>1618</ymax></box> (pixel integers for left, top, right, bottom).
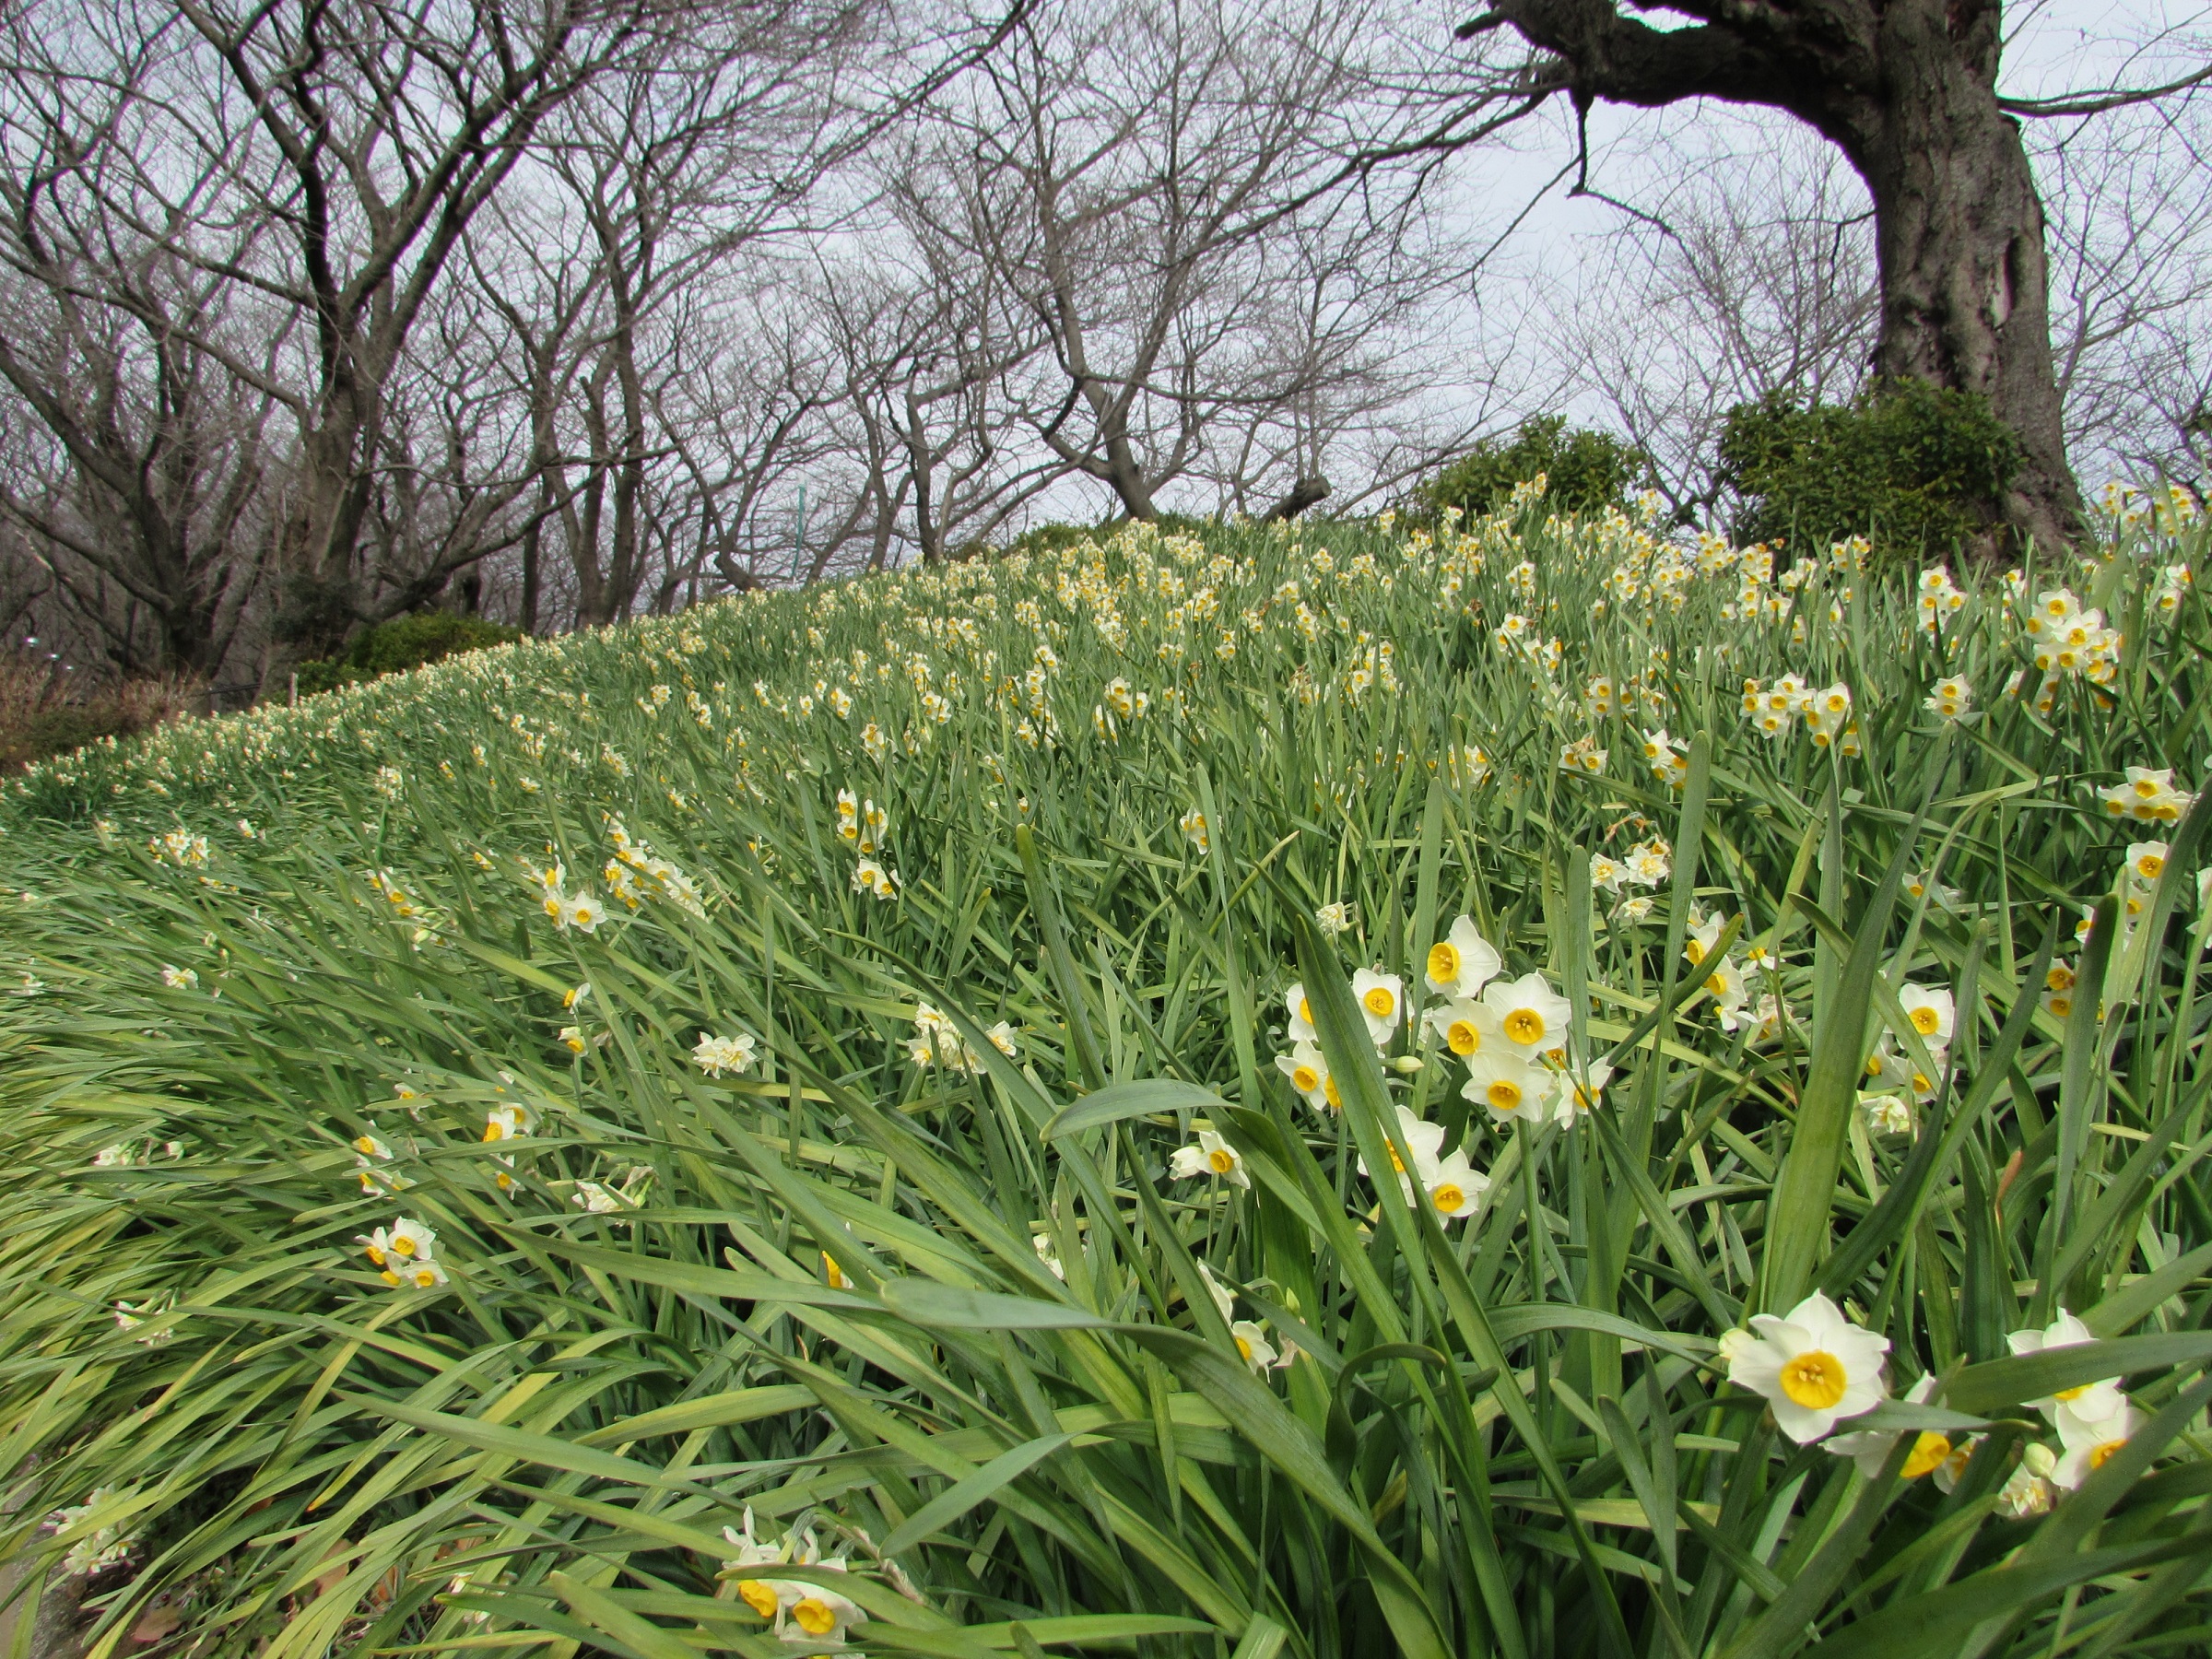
<box><xmin>0</xmin><ymin>658</ymin><xmax>202</xmax><ymax>771</ymax></box>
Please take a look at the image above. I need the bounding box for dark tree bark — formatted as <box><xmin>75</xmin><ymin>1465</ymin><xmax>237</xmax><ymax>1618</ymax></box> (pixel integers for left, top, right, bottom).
<box><xmin>1471</xmin><ymin>0</ymin><xmax>2085</xmax><ymax>552</ymax></box>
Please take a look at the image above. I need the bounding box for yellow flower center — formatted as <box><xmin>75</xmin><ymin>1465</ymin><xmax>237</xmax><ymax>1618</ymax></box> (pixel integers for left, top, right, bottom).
<box><xmin>2053</xmin><ymin>1382</ymin><xmax>2090</xmax><ymax>1402</ymax></box>
<box><xmin>1322</xmin><ymin>1076</ymin><xmax>1341</xmax><ymax>1111</ymax></box>
<box><xmin>364</xmin><ymin>1243</ymin><xmax>386</xmax><ymax>1265</ymax></box>
<box><xmin>1911</xmin><ymin>1006</ymin><xmax>1942</xmax><ymax>1036</ymax></box>
<box><xmin>1208</xmin><ymin>1147</ymin><xmax>1236</xmax><ymax>1175</ymax></box>
<box><xmin>736</xmin><ymin>1580</ymin><xmax>779</xmax><ymax>1619</ymax></box>
<box><xmin>1503</xmin><ymin>1008</ymin><xmax>1545</xmax><ymax>1044</ymax></box>
<box><xmin>353</xmin><ymin>1136</ymin><xmax>377</xmax><ymax>1156</ymax></box>
<box><xmin>380</xmin><ymin>1268</ymin><xmax>401</xmax><ymax>1286</ymax></box>
<box><xmin>2088</xmin><ymin>1440</ymin><xmax>2124</xmax><ymax>1471</ymax></box>
<box><xmin>1235</xmin><ymin>1335</ymin><xmax>1253</xmax><ymax>1362</ymax></box>
<box><xmin>1705</xmin><ymin>972</ymin><xmax>1727</xmax><ymax>996</ymax></box>
<box><xmin>1487</xmin><ymin>1078</ymin><xmax>1523</xmax><ymax>1113</ymax></box>
<box><xmin>1446</xmin><ymin>1019</ymin><xmax>1480</xmax><ymax>1056</ymax></box>
<box><xmin>1290</xmin><ymin>1063</ymin><xmax>1320</xmax><ymax>1093</ymax></box>
<box><xmin>1297</xmin><ymin>997</ymin><xmax>1312</xmax><ymax>1025</ymax></box>
<box><xmin>392</xmin><ymin>1236</ymin><xmax>418</xmax><ymax>1258</ymax></box>
<box><xmin>792</xmin><ymin>1598</ymin><xmax>836</xmax><ymax>1636</ymax></box>
<box><xmin>1364</xmin><ymin>986</ymin><xmax>1396</xmax><ymax>1018</ymax></box>
<box><xmin>1902</xmin><ymin>1432</ymin><xmax>1951</xmax><ymax>1479</ymax></box>
<box><xmin>1779</xmin><ymin>1350</ymin><xmax>1847</xmax><ymax>1408</ymax></box>
<box><xmin>2136</xmin><ymin>777</ymin><xmax>2162</xmax><ymax>797</ymax></box>
<box><xmin>411</xmin><ymin>1266</ymin><xmax>440</xmax><ymax>1288</ymax></box>
<box><xmin>1428</xmin><ymin>942</ymin><xmax>1460</xmax><ymax>982</ymax></box>
<box><xmin>1686</xmin><ymin>939</ymin><xmax>1707</xmax><ymax>966</ymax></box>
<box><xmin>1432</xmin><ymin>1182</ymin><xmax>1465</xmax><ymax>1213</ymax></box>
<box><xmin>2047</xmin><ymin>995</ymin><xmax>2073</xmax><ymax>1018</ymax></box>
<box><xmin>2140</xmin><ymin>855</ymin><xmax>2165</xmax><ymax>878</ymax></box>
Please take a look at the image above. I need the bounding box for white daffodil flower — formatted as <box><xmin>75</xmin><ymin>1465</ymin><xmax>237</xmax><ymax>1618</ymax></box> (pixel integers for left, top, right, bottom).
<box><xmin>2052</xmin><ymin>1399</ymin><xmax>2144</xmax><ymax>1489</ymax></box>
<box><xmin>692</xmin><ymin>1030</ymin><xmax>759</xmax><ymax>1077</ymax></box>
<box><xmin>1897</xmin><ymin>983</ymin><xmax>1955</xmax><ymax>1049</ymax></box>
<box><xmin>1423</xmin><ymin>996</ymin><xmax>1502</xmax><ymax>1060</ymax></box>
<box><xmin>1350</xmin><ymin>967</ymin><xmax>1406</xmax><ymax>1045</ymax></box>
<box><xmin>1547</xmin><ymin>1058</ymin><xmax>1614</xmax><ymax>1126</ymax></box>
<box><xmin>1462</xmin><ymin>1046</ymin><xmax>1547</xmax><ymax>1124</ymax></box>
<box><xmin>1274</xmin><ymin>1042</ymin><xmax>1337</xmax><ymax>1114</ymax></box>
<box><xmin>1996</xmin><ymin>1442</ymin><xmax>2059</xmax><ymax>1517</ymax></box>
<box><xmin>1420</xmin><ymin>1147</ymin><xmax>1489</xmax><ymax>1221</ymax></box>
<box><xmin>1231</xmin><ymin>1319</ymin><xmax>1278</xmax><ymax>1371</ymax></box>
<box><xmin>1825</xmin><ymin>1373</ymin><xmax>1952</xmax><ymax>1479</ymax></box>
<box><xmin>1684</xmin><ymin>912</ymin><xmax>1728</xmax><ymax>968</ymax></box>
<box><xmin>1423</xmin><ymin>915</ymin><xmax>1502</xmax><ymax>999</ymax></box>
<box><xmin>1283</xmin><ymin>982</ymin><xmax>1317</xmax><ymax>1043</ymax></box>
<box><xmin>1358</xmin><ymin>1106</ymin><xmax>1446</xmax><ymax>1204</ymax></box>
<box><xmin>2007</xmin><ymin>1309</ymin><xmax>2126</xmax><ymax>1434</ymax></box>
<box><xmin>1197</xmin><ymin>1260</ymin><xmax>1237</xmax><ymax>1325</ymax></box>
<box><xmin>1723</xmin><ymin>1290</ymin><xmax>1889</xmax><ymax>1442</ymax></box>
<box><xmin>2124</xmin><ymin>841</ymin><xmax>2169</xmax><ymax>887</ymax></box>
<box><xmin>1481</xmin><ymin>971</ymin><xmax>1573</xmax><ymax>1054</ymax></box>
<box><xmin>1170</xmin><ymin>1129</ymin><xmax>1250</xmax><ymax>1188</ymax></box>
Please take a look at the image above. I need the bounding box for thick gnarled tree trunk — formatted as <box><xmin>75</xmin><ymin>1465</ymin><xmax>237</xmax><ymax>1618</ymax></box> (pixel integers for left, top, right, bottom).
<box><xmin>1478</xmin><ymin>0</ymin><xmax>2086</xmax><ymax>551</ymax></box>
<box><xmin>1862</xmin><ymin>6</ymin><xmax>2077</xmax><ymax>552</ymax></box>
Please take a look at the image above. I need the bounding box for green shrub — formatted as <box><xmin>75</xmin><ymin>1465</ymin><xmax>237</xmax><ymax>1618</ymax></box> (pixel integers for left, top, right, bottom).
<box><xmin>1719</xmin><ymin>380</ymin><xmax>2022</xmax><ymax>563</ymax></box>
<box><xmin>1420</xmin><ymin>415</ymin><xmax>1653</xmax><ymax>521</ymax></box>
<box><xmin>294</xmin><ymin>612</ymin><xmax>520</xmax><ymax>696</ymax></box>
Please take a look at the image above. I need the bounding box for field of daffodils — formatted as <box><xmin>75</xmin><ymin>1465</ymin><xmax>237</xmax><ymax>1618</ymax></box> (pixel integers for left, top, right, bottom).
<box><xmin>4</xmin><ymin>487</ymin><xmax>2212</xmax><ymax>1659</ymax></box>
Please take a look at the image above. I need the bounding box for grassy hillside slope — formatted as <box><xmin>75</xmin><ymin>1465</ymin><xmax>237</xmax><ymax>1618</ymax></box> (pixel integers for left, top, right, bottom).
<box><xmin>5</xmin><ymin>501</ymin><xmax>2212</xmax><ymax>1659</ymax></box>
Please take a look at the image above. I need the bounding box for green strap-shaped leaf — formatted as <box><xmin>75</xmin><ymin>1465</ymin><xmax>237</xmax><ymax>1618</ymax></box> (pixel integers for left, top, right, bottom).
<box><xmin>1760</xmin><ymin>817</ymin><xmax>1915</xmax><ymax>1312</ymax></box>
<box><xmin>1946</xmin><ymin>1331</ymin><xmax>2212</xmax><ymax>1414</ymax></box>
<box><xmin>1041</xmin><ymin>1078</ymin><xmax>1228</xmax><ymax>1140</ymax></box>
<box><xmin>879</xmin><ymin>1430</ymin><xmax>1082</xmax><ymax>1557</ymax></box>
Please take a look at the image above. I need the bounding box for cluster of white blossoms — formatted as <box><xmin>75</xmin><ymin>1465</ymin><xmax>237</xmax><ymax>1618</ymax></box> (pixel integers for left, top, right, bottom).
<box><xmin>351</xmin><ymin>1127</ymin><xmax>412</xmax><ymax>1194</ymax></box>
<box><xmin>719</xmin><ymin>1511</ymin><xmax>867</xmax><ymax>1645</ymax></box>
<box><xmin>2096</xmin><ymin>764</ymin><xmax>2195</xmax><ymax>826</ymax></box>
<box><xmin>1924</xmin><ymin>674</ymin><xmax>1973</xmax><ymax>722</ymax></box>
<box><xmin>526</xmin><ymin>859</ymin><xmax>606</xmax><ymax>934</ymax></box>
<box><xmin>2010</xmin><ymin>586</ymin><xmax>2121</xmax><ymax>712</ymax></box>
<box><xmin>46</xmin><ymin>1487</ymin><xmax>135</xmax><ymax>1577</ymax></box>
<box><xmin>1860</xmin><ymin>981</ymin><xmax>1956</xmax><ymax>1134</ymax></box>
<box><xmin>1733</xmin><ymin>1302</ymin><xmax>2149</xmax><ymax>1519</ymax></box>
<box><xmin>692</xmin><ymin>1030</ymin><xmax>759</xmax><ymax>1078</ymax></box>
<box><xmin>1091</xmin><ymin>675</ymin><xmax>1151</xmax><ymax>741</ymax></box>
<box><xmin>1685</xmin><ymin>912</ymin><xmax>1789</xmax><ymax>1045</ymax></box>
<box><xmin>356</xmin><ymin>1214</ymin><xmax>449</xmax><ymax>1289</ymax></box>
<box><xmin>1739</xmin><ymin>675</ymin><xmax>1862</xmax><ymax>756</ymax></box>
<box><xmin>1998</xmin><ymin>1310</ymin><xmax>2145</xmax><ymax>1511</ymax></box>
<box><xmin>1179</xmin><ymin>806</ymin><xmax>1210</xmax><ymax>853</ymax></box>
<box><xmin>1914</xmin><ymin>565</ymin><xmax>1970</xmax><ymax>634</ymax></box>
<box><xmin>147</xmin><ymin>828</ymin><xmax>210</xmax><ymax>866</ymax></box>
<box><xmin>1559</xmin><ymin>734</ymin><xmax>1607</xmax><ymax>776</ymax></box>
<box><xmin>1427</xmin><ymin>922</ymin><xmax>1606</xmax><ymax>1132</ymax></box>
<box><xmin>834</xmin><ymin>787</ymin><xmax>887</xmax><ymax>853</ymax></box>
<box><xmin>1200</xmin><ymin>1260</ymin><xmax>1293</xmax><ymax>1375</ymax></box>
<box><xmin>833</xmin><ymin>790</ymin><xmax>900</xmax><ymax>900</ymax></box>
<box><xmin>903</xmin><ymin>1003</ymin><xmax>1018</xmax><ymax>1073</ymax></box>
<box><xmin>1588</xmin><ymin>836</ymin><xmax>1671</xmax><ymax>900</ymax></box>
<box><xmin>604</xmin><ymin>820</ymin><xmax>705</xmax><ymax>916</ymax></box>
<box><xmin>481</xmin><ymin>1101</ymin><xmax>539</xmax><ymax>1191</ymax></box>
<box><xmin>1357</xmin><ymin>1103</ymin><xmax>1490</xmax><ymax>1223</ymax></box>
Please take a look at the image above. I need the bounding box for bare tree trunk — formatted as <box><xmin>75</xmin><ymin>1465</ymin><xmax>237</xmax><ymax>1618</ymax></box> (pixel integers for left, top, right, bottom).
<box><xmin>1862</xmin><ymin>11</ymin><xmax>2077</xmax><ymax>551</ymax></box>
<box><xmin>1478</xmin><ymin>0</ymin><xmax>2088</xmax><ymax>549</ymax></box>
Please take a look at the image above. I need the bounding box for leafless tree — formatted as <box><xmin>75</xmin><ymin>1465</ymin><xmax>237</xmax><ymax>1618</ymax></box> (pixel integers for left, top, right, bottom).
<box><xmin>893</xmin><ymin>0</ymin><xmax>1462</xmax><ymax>524</ymax></box>
<box><xmin>1456</xmin><ymin>0</ymin><xmax>2212</xmax><ymax>550</ymax></box>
